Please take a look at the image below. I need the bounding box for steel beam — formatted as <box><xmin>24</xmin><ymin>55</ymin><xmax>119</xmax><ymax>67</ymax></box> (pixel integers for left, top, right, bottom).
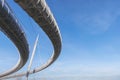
<box><xmin>1</xmin><ymin>0</ymin><xmax>62</xmax><ymax>79</ymax></box>
<box><xmin>0</xmin><ymin>0</ymin><xmax>29</xmax><ymax>78</ymax></box>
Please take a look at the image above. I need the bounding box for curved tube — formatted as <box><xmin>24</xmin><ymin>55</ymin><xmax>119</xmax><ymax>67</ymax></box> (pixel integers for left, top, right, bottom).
<box><xmin>1</xmin><ymin>0</ymin><xmax>62</xmax><ymax>79</ymax></box>
<box><xmin>0</xmin><ymin>0</ymin><xmax>29</xmax><ymax>78</ymax></box>
<box><xmin>15</xmin><ymin>0</ymin><xmax>62</xmax><ymax>72</ymax></box>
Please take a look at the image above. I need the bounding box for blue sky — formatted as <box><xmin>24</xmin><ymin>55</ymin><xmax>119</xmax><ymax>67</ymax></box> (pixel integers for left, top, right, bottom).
<box><xmin>0</xmin><ymin>0</ymin><xmax>120</xmax><ymax>80</ymax></box>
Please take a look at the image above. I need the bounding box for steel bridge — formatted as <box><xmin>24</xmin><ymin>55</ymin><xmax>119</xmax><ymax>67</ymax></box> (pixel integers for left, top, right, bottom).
<box><xmin>0</xmin><ymin>0</ymin><xmax>62</xmax><ymax>79</ymax></box>
<box><xmin>0</xmin><ymin>0</ymin><xmax>29</xmax><ymax>78</ymax></box>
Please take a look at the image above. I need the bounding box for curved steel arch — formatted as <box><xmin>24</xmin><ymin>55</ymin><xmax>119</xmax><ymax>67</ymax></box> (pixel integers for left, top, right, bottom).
<box><xmin>0</xmin><ymin>0</ymin><xmax>29</xmax><ymax>78</ymax></box>
<box><xmin>1</xmin><ymin>0</ymin><xmax>62</xmax><ymax>79</ymax></box>
<box><xmin>15</xmin><ymin>0</ymin><xmax>62</xmax><ymax>73</ymax></box>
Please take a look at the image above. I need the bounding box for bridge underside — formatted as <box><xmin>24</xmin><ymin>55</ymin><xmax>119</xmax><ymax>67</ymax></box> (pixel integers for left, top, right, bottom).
<box><xmin>0</xmin><ymin>0</ymin><xmax>29</xmax><ymax>78</ymax></box>
<box><xmin>14</xmin><ymin>0</ymin><xmax>62</xmax><ymax>71</ymax></box>
<box><xmin>0</xmin><ymin>0</ymin><xmax>62</xmax><ymax>79</ymax></box>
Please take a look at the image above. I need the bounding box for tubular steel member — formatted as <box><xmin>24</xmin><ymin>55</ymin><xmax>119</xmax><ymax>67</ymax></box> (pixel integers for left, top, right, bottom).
<box><xmin>1</xmin><ymin>0</ymin><xmax>62</xmax><ymax>79</ymax></box>
<box><xmin>15</xmin><ymin>0</ymin><xmax>62</xmax><ymax>74</ymax></box>
<box><xmin>26</xmin><ymin>35</ymin><xmax>39</xmax><ymax>80</ymax></box>
<box><xmin>0</xmin><ymin>0</ymin><xmax>29</xmax><ymax>78</ymax></box>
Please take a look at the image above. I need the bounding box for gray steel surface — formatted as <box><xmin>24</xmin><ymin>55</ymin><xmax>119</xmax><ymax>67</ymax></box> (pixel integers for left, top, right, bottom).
<box><xmin>1</xmin><ymin>0</ymin><xmax>62</xmax><ymax>79</ymax></box>
<box><xmin>14</xmin><ymin>0</ymin><xmax>62</xmax><ymax>73</ymax></box>
<box><xmin>0</xmin><ymin>0</ymin><xmax>29</xmax><ymax>78</ymax></box>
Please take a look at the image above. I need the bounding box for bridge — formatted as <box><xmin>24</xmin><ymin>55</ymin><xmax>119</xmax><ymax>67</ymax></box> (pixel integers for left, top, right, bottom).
<box><xmin>0</xmin><ymin>0</ymin><xmax>29</xmax><ymax>78</ymax></box>
<box><xmin>0</xmin><ymin>0</ymin><xmax>62</xmax><ymax>79</ymax></box>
